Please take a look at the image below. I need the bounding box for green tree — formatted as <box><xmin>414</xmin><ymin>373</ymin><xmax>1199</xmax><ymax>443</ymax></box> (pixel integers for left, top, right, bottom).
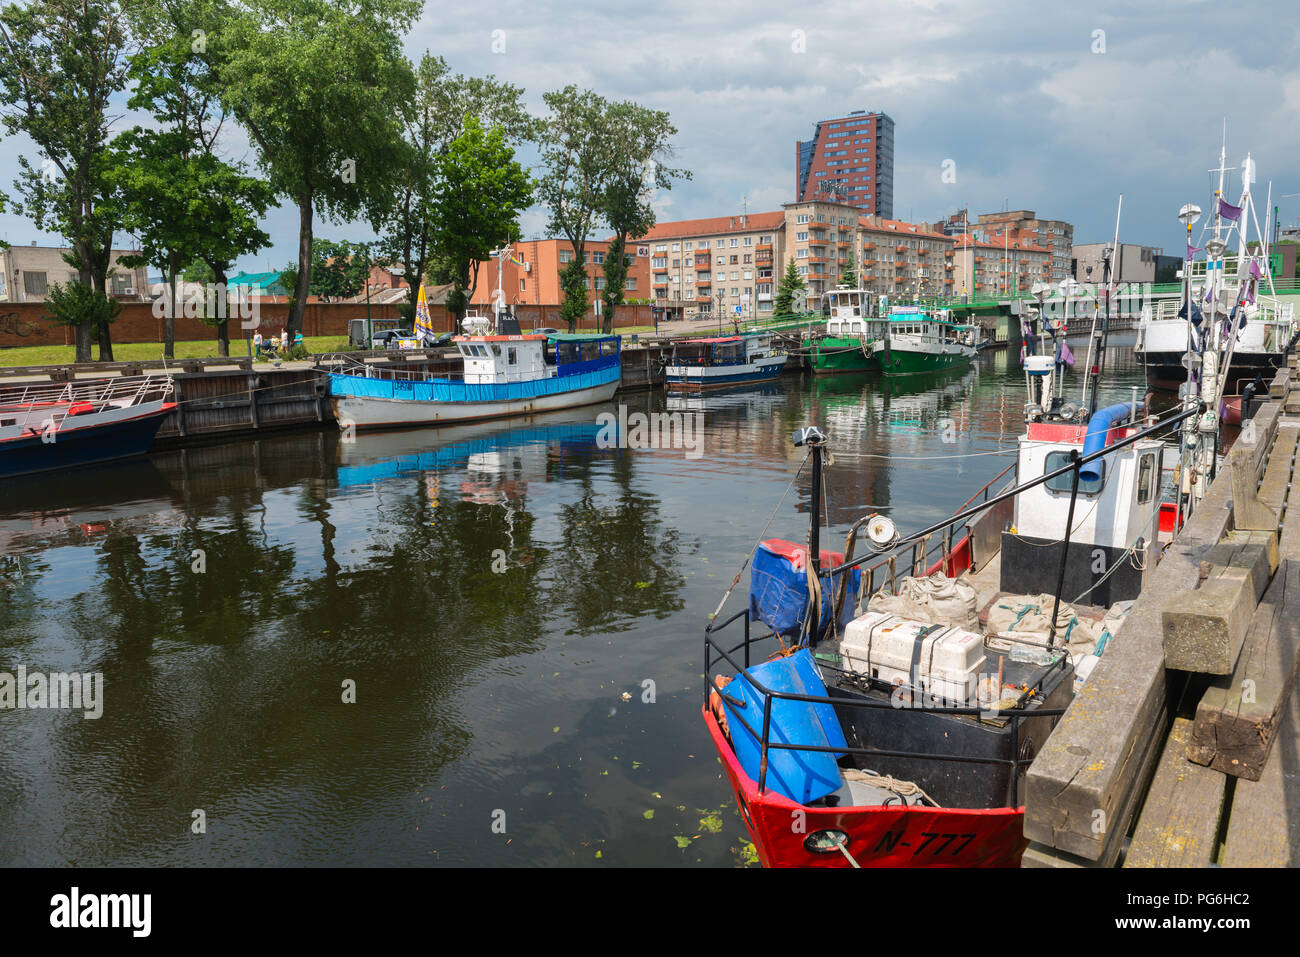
<box><xmin>537</xmin><ymin>86</ymin><xmax>616</xmax><ymax>333</ymax></box>
<box><xmin>840</xmin><ymin>250</ymin><xmax>858</xmax><ymax>287</ymax></box>
<box><xmin>310</xmin><ymin>239</ymin><xmax>379</xmax><ymax>301</ymax></box>
<box><xmin>598</xmin><ymin>101</ymin><xmax>688</xmax><ymax>333</ymax></box>
<box><xmin>211</xmin><ymin>0</ymin><xmax>419</xmax><ymax>340</ymax></box>
<box><xmin>428</xmin><ymin>119</ymin><xmax>531</xmax><ymax>334</ymax></box>
<box><xmin>0</xmin><ymin>0</ymin><xmax>134</xmax><ymax>361</ymax></box>
<box><xmin>774</xmin><ymin>259</ymin><xmax>806</xmax><ymax>317</ymax></box>
<box><xmin>377</xmin><ymin>53</ymin><xmax>534</xmax><ymax>320</ymax></box>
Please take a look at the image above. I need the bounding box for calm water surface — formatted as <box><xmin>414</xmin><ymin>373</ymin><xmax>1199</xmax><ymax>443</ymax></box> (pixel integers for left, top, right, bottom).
<box><xmin>0</xmin><ymin>337</ymin><xmax>1147</xmax><ymax>866</ymax></box>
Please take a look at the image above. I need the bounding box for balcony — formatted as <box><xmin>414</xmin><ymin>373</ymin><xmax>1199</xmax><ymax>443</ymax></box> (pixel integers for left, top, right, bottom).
<box><xmin>695</xmin><ymin>260</ymin><xmax>710</xmax><ymax>270</ymax></box>
<box><xmin>756</xmin><ymin>242</ymin><xmax>773</xmax><ymax>252</ymax></box>
<box><xmin>896</xmin><ymin>245</ymin><xmax>906</xmax><ymax>253</ymax></box>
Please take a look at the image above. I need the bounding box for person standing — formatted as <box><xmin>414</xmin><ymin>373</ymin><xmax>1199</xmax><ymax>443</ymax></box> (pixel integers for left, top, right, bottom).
<box><xmin>253</xmin><ymin>330</ymin><xmax>263</xmax><ymax>357</ymax></box>
<box><xmin>281</xmin><ymin>329</ymin><xmax>289</xmax><ymax>353</ymax></box>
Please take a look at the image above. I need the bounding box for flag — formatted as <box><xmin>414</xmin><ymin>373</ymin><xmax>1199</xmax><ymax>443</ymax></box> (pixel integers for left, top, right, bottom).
<box><xmin>1059</xmin><ymin>340</ymin><xmax>1076</xmax><ymax>368</ymax></box>
<box><xmin>1218</xmin><ymin>198</ymin><xmax>1242</xmax><ymax>221</ymax></box>
<box><xmin>510</xmin><ymin>256</ymin><xmax>527</xmax><ymax>269</ymax></box>
<box><xmin>414</xmin><ymin>283</ymin><xmax>435</xmax><ymax>342</ymax></box>
<box><xmin>1250</xmin><ymin>259</ymin><xmax>1264</xmax><ymax>280</ymax></box>
<box><xmin>1187</xmin><ymin>242</ymin><xmax>1202</xmax><ymax>259</ymax></box>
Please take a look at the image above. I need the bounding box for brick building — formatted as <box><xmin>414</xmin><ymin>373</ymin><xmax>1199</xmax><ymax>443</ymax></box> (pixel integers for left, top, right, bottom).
<box><xmin>795</xmin><ymin>110</ymin><xmax>895</xmax><ymax>217</ymax></box>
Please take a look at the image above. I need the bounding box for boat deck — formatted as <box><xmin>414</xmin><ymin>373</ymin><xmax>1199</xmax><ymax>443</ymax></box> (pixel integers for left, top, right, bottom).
<box><xmin>1022</xmin><ymin>361</ymin><xmax>1300</xmax><ymax>867</ymax></box>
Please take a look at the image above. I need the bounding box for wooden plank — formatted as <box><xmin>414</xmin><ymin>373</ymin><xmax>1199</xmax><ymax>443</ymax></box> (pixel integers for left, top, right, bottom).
<box><xmin>1187</xmin><ymin>560</ymin><xmax>1300</xmax><ymax>780</ymax></box>
<box><xmin>1228</xmin><ymin>442</ymin><xmax>1278</xmax><ymax>532</ymax></box>
<box><xmin>1221</xmin><ymin>681</ymin><xmax>1300</xmax><ymax>866</ymax></box>
<box><xmin>1162</xmin><ymin>540</ymin><xmax>1271</xmax><ymax>674</ymax></box>
<box><xmin>1256</xmin><ymin>424</ymin><xmax>1298</xmax><ymax>511</ymax></box>
<box><xmin>1025</xmin><ymin>465</ymin><xmax>1235</xmax><ymax>861</ymax></box>
<box><xmin>1126</xmin><ymin>718</ymin><xmax>1228</xmax><ymax>866</ymax></box>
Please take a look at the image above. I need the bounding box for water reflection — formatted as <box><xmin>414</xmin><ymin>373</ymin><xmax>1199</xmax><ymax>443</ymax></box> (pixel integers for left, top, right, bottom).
<box><xmin>0</xmin><ymin>341</ymin><xmax>1151</xmax><ymax>866</ymax></box>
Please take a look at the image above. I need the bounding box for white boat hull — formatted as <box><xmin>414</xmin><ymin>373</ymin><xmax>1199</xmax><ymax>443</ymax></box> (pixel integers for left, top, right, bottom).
<box><xmin>330</xmin><ymin>379</ymin><xmax>619</xmax><ymax>431</ymax></box>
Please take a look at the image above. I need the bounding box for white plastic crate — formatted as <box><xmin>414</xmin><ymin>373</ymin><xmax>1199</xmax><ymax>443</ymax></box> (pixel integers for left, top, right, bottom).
<box><xmin>840</xmin><ymin>610</ymin><xmax>987</xmax><ymax>702</ymax></box>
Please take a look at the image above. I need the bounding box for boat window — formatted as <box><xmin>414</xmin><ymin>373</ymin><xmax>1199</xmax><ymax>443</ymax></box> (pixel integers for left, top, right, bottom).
<box><xmin>1045</xmin><ymin>451</ymin><xmax>1105</xmax><ymax>495</ymax></box>
<box><xmin>557</xmin><ymin>342</ymin><xmax>580</xmax><ymax>364</ymax></box>
<box><xmin>580</xmin><ymin>342</ymin><xmax>599</xmax><ymax>361</ymax></box>
<box><xmin>600</xmin><ymin>339</ymin><xmax>618</xmax><ymax>357</ymax></box>
<box><xmin>507</xmin><ymin>347</ymin><xmax>517</xmax><ymax>365</ymax></box>
<box><xmin>491</xmin><ymin>344</ymin><xmax>502</xmax><ymax>356</ymax></box>
<box><xmin>544</xmin><ymin>343</ymin><xmax>557</xmax><ymax>365</ymax></box>
<box><xmin>1137</xmin><ymin>453</ymin><xmax>1156</xmax><ymax>504</ymax></box>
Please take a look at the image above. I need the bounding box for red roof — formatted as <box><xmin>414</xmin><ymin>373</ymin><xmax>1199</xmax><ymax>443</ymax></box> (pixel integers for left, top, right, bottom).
<box><xmin>633</xmin><ymin>211</ymin><xmax>786</xmax><ymax>242</ymax></box>
<box><xmin>951</xmin><ymin>235</ymin><xmax>1050</xmax><ymax>254</ymax></box>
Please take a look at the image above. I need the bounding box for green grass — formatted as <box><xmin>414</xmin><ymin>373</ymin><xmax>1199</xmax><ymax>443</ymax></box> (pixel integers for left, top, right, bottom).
<box><xmin>0</xmin><ymin>336</ymin><xmax>351</xmax><ymax>367</ymax></box>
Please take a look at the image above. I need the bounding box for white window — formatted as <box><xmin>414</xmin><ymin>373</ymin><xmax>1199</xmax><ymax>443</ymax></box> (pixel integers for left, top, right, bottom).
<box><xmin>593</xmin><ymin>251</ymin><xmax>605</xmax><ymax>264</ymax></box>
<box><xmin>559</xmin><ymin>250</ymin><xmax>573</xmax><ymax>263</ymax></box>
<box><xmin>671</xmin><ymin>243</ymin><xmax>680</xmax><ymax>252</ymax></box>
<box><xmin>744</xmin><ymin>237</ymin><xmax>752</xmax><ymax>246</ymax></box>
<box><xmin>729</xmin><ymin>238</ymin><xmax>738</xmax><ymax>247</ymax></box>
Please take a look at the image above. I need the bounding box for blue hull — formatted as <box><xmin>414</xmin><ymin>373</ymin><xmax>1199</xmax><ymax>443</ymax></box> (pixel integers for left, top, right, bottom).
<box><xmin>0</xmin><ymin>412</ymin><xmax>169</xmax><ymax>480</ymax></box>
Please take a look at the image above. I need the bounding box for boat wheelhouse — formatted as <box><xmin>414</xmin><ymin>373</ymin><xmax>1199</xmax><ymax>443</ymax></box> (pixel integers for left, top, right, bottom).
<box><xmin>803</xmin><ymin>287</ymin><xmax>880</xmax><ymax>375</ymax></box>
<box><xmin>326</xmin><ymin>332</ymin><xmax>621</xmax><ymax>431</ymax></box>
<box><xmin>0</xmin><ymin>375</ymin><xmax>175</xmax><ymax>480</ymax></box>
<box><xmin>870</xmin><ymin>306</ymin><xmax>977</xmax><ymax>376</ymax></box>
<box><xmin>663</xmin><ymin>332</ymin><xmax>785</xmax><ymax>389</ymax></box>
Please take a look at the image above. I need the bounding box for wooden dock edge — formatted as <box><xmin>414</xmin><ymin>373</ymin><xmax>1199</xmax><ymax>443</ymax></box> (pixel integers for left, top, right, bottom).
<box><xmin>1022</xmin><ymin>399</ymin><xmax>1280</xmax><ymax>863</ymax></box>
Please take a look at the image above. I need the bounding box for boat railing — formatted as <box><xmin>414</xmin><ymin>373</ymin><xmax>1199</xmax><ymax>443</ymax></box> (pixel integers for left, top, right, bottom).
<box><xmin>848</xmin><ymin>460</ymin><xmax>1016</xmax><ymax>605</ymax></box>
<box><xmin>317</xmin><ymin>354</ymin><xmax>466</xmax><ymax>383</ymax></box>
<box><xmin>0</xmin><ymin>374</ymin><xmax>174</xmax><ymax>412</ymax></box>
<box><xmin>703</xmin><ymin>609</ymin><xmax>1069</xmax><ymax>805</ymax></box>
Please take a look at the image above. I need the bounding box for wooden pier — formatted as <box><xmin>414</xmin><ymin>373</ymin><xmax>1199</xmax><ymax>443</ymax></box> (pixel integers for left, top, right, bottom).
<box><xmin>1023</xmin><ymin>360</ymin><xmax>1300</xmax><ymax>867</ymax></box>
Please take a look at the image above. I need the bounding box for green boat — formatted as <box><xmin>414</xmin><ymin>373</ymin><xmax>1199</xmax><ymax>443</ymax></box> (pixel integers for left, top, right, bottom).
<box><xmin>870</xmin><ymin>306</ymin><xmax>978</xmax><ymax>376</ymax></box>
<box><xmin>802</xmin><ymin>287</ymin><xmax>880</xmax><ymax>375</ymax></box>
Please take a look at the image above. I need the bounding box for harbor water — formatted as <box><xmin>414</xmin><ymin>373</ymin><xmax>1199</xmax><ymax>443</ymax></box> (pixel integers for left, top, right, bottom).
<box><xmin>0</xmin><ymin>337</ymin><xmax>1148</xmax><ymax>866</ymax></box>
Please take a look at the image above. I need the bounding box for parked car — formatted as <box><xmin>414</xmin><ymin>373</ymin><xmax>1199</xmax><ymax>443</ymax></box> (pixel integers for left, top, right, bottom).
<box><xmin>431</xmin><ymin>332</ymin><xmax>454</xmax><ymax>346</ymax></box>
<box><xmin>371</xmin><ymin>328</ymin><xmax>415</xmax><ymax>349</ymax></box>
<box><xmin>532</xmin><ymin>327</ymin><xmax>561</xmax><ymax>337</ymax></box>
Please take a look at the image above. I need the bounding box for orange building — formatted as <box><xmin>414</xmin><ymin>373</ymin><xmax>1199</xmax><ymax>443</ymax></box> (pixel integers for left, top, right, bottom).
<box><xmin>468</xmin><ymin>239</ymin><xmax>652</xmax><ymax>310</ymax></box>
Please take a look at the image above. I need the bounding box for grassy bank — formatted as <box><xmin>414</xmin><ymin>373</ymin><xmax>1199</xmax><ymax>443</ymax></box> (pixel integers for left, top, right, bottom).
<box><xmin>0</xmin><ymin>336</ymin><xmax>351</xmax><ymax>367</ymax></box>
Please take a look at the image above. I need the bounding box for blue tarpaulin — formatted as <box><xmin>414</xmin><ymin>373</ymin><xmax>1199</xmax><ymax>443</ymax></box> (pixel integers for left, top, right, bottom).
<box><xmin>748</xmin><ymin>539</ymin><xmax>861</xmax><ymax>641</ymax></box>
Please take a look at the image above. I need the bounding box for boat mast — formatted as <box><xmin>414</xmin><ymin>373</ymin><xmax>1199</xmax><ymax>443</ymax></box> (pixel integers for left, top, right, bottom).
<box><xmin>1084</xmin><ymin>195</ymin><xmax>1122</xmax><ymax>416</ymax></box>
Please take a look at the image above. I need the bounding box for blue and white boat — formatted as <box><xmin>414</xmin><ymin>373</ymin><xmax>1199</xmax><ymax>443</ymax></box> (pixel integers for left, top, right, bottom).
<box><xmin>664</xmin><ymin>332</ymin><xmax>786</xmax><ymax>389</ymax></box>
<box><xmin>326</xmin><ymin>332</ymin><xmax>622</xmax><ymax>431</ymax></box>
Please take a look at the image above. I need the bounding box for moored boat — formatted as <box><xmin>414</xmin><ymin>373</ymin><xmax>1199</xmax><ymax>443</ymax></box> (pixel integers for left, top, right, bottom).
<box><xmin>802</xmin><ymin>286</ymin><xmax>880</xmax><ymax>375</ymax></box>
<box><xmin>325</xmin><ymin>332</ymin><xmax>621</xmax><ymax>431</ymax></box>
<box><xmin>663</xmin><ymin>332</ymin><xmax>785</xmax><ymax>390</ymax></box>
<box><xmin>870</xmin><ymin>306</ymin><xmax>977</xmax><ymax>376</ymax></box>
<box><xmin>0</xmin><ymin>375</ymin><xmax>175</xmax><ymax>480</ymax></box>
<box><xmin>702</xmin><ymin>278</ymin><xmax>1218</xmax><ymax>866</ymax></box>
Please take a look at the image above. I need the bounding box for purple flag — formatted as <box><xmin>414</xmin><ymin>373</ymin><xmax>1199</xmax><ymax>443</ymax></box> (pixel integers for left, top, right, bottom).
<box><xmin>1059</xmin><ymin>340</ymin><xmax>1075</xmax><ymax>368</ymax></box>
<box><xmin>1250</xmin><ymin>259</ymin><xmax>1264</xmax><ymax>279</ymax></box>
<box><xmin>1019</xmin><ymin>343</ymin><xmax>1026</xmax><ymax>364</ymax></box>
<box><xmin>1218</xmin><ymin>198</ymin><xmax>1242</xmax><ymax>221</ymax></box>
<box><xmin>1187</xmin><ymin>243</ymin><xmax>1202</xmax><ymax>259</ymax></box>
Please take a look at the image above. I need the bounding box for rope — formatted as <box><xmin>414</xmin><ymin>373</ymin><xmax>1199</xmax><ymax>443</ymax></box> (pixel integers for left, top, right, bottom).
<box><xmin>843</xmin><ymin>767</ymin><xmax>941</xmax><ymax>808</ymax></box>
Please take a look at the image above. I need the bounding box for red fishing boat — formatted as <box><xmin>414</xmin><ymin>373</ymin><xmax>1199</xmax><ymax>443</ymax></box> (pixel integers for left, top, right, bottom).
<box><xmin>703</xmin><ymin>279</ymin><xmax>1217</xmax><ymax>867</ymax></box>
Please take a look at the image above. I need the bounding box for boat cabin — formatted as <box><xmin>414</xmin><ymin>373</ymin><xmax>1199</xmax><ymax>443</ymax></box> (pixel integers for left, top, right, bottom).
<box><xmin>823</xmin><ymin>288</ymin><xmax>873</xmax><ymax>337</ymax></box>
<box><xmin>453</xmin><ymin>333</ymin><xmax>620</xmax><ymax>384</ymax></box>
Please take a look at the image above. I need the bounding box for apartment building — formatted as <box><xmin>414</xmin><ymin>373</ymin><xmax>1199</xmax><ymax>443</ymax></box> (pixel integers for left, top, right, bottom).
<box><xmin>467</xmin><ymin>238</ymin><xmax>651</xmax><ymax>310</ymax></box>
<box><xmin>855</xmin><ymin>216</ymin><xmax>957</xmax><ymax>301</ymax></box>
<box><xmin>781</xmin><ymin>200</ymin><xmax>876</xmax><ymax>310</ymax></box>
<box><xmin>637</xmin><ymin>212</ymin><xmax>788</xmax><ymax>321</ymax></box>
<box><xmin>794</xmin><ymin>110</ymin><xmax>895</xmax><ymax>217</ymax></box>
<box><xmin>951</xmin><ymin>234</ymin><xmax>1052</xmax><ymax>298</ymax></box>
<box><xmin>974</xmin><ymin>211</ymin><xmax>1073</xmax><ymax>283</ymax></box>
<box><xmin>0</xmin><ymin>243</ymin><xmax>150</xmax><ymax>302</ymax></box>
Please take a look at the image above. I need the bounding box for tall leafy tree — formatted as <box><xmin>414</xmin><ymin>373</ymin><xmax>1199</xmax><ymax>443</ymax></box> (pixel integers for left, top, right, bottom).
<box><xmin>311</xmin><ymin>239</ymin><xmax>377</xmax><ymax>301</ymax></box>
<box><xmin>537</xmin><ymin>86</ymin><xmax>617</xmax><ymax>333</ymax></box>
<box><xmin>377</xmin><ymin>53</ymin><xmax>534</xmax><ymax>323</ymax></box>
<box><xmin>0</xmin><ymin>0</ymin><xmax>135</xmax><ymax>361</ymax></box>
<box><xmin>116</xmin><ymin>18</ymin><xmax>272</xmax><ymax>357</ymax></box>
<box><xmin>427</xmin><ymin>118</ymin><xmax>532</xmax><ymax>333</ymax></box>
<box><xmin>774</xmin><ymin>259</ymin><xmax>806</xmax><ymax>317</ymax></box>
<box><xmin>598</xmin><ymin>101</ymin><xmax>687</xmax><ymax>334</ymax></box>
<box><xmin>211</xmin><ymin>0</ymin><xmax>418</xmax><ymax>340</ymax></box>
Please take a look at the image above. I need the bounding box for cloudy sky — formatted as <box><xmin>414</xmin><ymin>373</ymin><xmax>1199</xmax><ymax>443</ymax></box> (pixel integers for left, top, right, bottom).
<box><xmin>2</xmin><ymin>0</ymin><xmax>1298</xmax><ymax>275</ymax></box>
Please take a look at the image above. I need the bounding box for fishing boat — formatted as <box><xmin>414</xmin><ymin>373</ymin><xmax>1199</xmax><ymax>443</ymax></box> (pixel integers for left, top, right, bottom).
<box><xmin>663</xmin><ymin>333</ymin><xmax>785</xmax><ymax>390</ymax></box>
<box><xmin>0</xmin><ymin>375</ymin><xmax>175</xmax><ymax>481</ymax></box>
<box><xmin>802</xmin><ymin>287</ymin><xmax>880</xmax><ymax>375</ymax></box>
<box><xmin>702</xmin><ymin>229</ymin><xmax>1226</xmax><ymax>864</ymax></box>
<box><xmin>870</xmin><ymin>306</ymin><xmax>978</xmax><ymax>376</ymax></box>
<box><xmin>1135</xmin><ymin>146</ymin><xmax>1296</xmax><ymax>396</ymax></box>
<box><xmin>325</xmin><ymin>331</ymin><xmax>622</xmax><ymax>431</ymax></box>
